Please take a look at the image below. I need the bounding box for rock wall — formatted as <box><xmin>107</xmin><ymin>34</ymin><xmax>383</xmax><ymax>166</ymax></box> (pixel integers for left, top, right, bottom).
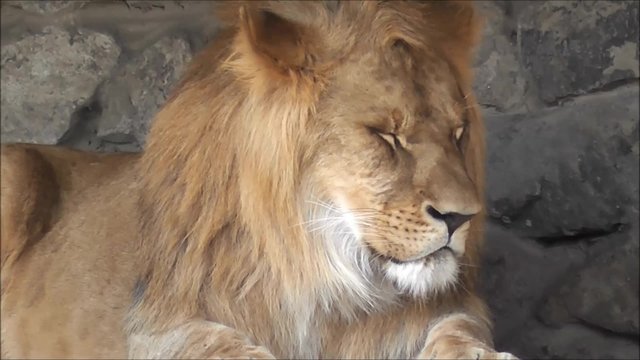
<box><xmin>1</xmin><ymin>1</ymin><xmax>638</xmax><ymax>358</ymax></box>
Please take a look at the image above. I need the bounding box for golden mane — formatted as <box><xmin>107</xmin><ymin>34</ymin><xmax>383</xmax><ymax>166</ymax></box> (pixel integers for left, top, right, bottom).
<box><xmin>131</xmin><ymin>0</ymin><xmax>486</xmax><ymax>338</ymax></box>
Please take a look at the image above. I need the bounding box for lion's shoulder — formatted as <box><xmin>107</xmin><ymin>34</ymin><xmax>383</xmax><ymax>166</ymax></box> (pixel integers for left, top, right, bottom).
<box><xmin>0</xmin><ymin>144</ymin><xmax>138</xmax><ymax>286</ymax></box>
<box><xmin>1</xmin><ymin>145</ymin><xmax>61</xmax><ymax>289</ymax></box>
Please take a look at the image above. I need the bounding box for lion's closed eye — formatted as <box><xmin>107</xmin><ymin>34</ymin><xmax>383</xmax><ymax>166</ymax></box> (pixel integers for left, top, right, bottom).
<box><xmin>453</xmin><ymin>122</ymin><xmax>468</xmax><ymax>150</ymax></box>
<box><xmin>454</xmin><ymin>125</ymin><xmax>465</xmax><ymax>141</ymax></box>
<box><xmin>369</xmin><ymin>127</ymin><xmax>402</xmax><ymax>152</ymax></box>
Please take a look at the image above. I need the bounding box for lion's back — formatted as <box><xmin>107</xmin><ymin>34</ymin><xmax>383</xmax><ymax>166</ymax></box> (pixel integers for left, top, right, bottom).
<box><xmin>0</xmin><ymin>144</ymin><xmax>141</xmax><ymax>359</ymax></box>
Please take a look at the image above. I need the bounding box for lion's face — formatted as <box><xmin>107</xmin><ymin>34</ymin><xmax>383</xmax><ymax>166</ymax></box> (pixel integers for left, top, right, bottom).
<box><xmin>302</xmin><ymin>42</ymin><xmax>480</xmax><ymax>297</ymax></box>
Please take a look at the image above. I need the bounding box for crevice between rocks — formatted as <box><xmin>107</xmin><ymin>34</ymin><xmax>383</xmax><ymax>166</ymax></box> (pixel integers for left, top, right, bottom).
<box><xmin>545</xmin><ymin>78</ymin><xmax>640</xmax><ymax>107</ymax></box>
<box><xmin>479</xmin><ymin>102</ymin><xmax>501</xmax><ymax>112</ymax></box>
<box><xmin>575</xmin><ymin>318</ymin><xmax>640</xmax><ymax>344</ymax></box>
<box><xmin>57</xmin><ymin>96</ymin><xmax>103</xmax><ymax>149</ymax></box>
<box><xmin>530</xmin><ymin>223</ymin><xmax>626</xmax><ymax>247</ymax></box>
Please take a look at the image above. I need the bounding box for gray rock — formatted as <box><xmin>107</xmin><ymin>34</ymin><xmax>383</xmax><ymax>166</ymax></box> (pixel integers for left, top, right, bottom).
<box><xmin>96</xmin><ymin>37</ymin><xmax>192</xmax><ymax>145</ymax></box>
<box><xmin>539</xmin><ymin>225</ymin><xmax>639</xmax><ymax>335</ymax></box>
<box><xmin>473</xmin><ymin>2</ymin><xmax>534</xmax><ymax>112</ymax></box>
<box><xmin>518</xmin><ymin>1</ymin><xmax>639</xmax><ymax>104</ymax></box>
<box><xmin>485</xmin><ymin>84</ymin><xmax>639</xmax><ymax>240</ymax></box>
<box><xmin>479</xmin><ymin>223</ymin><xmax>588</xmax><ymax>346</ymax></box>
<box><xmin>508</xmin><ymin>321</ymin><xmax>640</xmax><ymax>360</ymax></box>
<box><xmin>478</xmin><ymin>222</ymin><xmax>639</xmax><ymax>359</ymax></box>
<box><xmin>123</xmin><ymin>1</ymin><xmax>186</xmax><ymax>12</ymax></box>
<box><xmin>1</xmin><ymin>26</ymin><xmax>120</xmax><ymax>144</ymax></box>
<box><xmin>2</xmin><ymin>0</ymin><xmax>79</xmax><ymax>13</ymax></box>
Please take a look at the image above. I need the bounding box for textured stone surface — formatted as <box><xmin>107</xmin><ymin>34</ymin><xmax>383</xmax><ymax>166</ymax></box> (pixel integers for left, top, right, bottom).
<box><xmin>473</xmin><ymin>2</ymin><xmax>534</xmax><ymax>112</ymax></box>
<box><xmin>518</xmin><ymin>1</ymin><xmax>639</xmax><ymax>103</ymax></box>
<box><xmin>480</xmin><ymin>224</ymin><xmax>586</xmax><ymax>335</ymax></box>
<box><xmin>485</xmin><ymin>85</ymin><xmax>639</xmax><ymax>240</ymax></box>
<box><xmin>96</xmin><ymin>37</ymin><xmax>192</xmax><ymax>145</ymax></box>
<box><xmin>480</xmin><ymin>223</ymin><xmax>640</xmax><ymax>359</ymax></box>
<box><xmin>2</xmin><ymin>0</ymin><xmax>79</xmax><ymax>13</ymax></box>
<box><xmin>514</xmin><ymin>323</ymin><xmax>640</xmax><ymax>360</ymax></box>
<box><xmin>539</xmin><ymin>227</ymin><xmax>639</xmax><ymax>335</ymax></box>
<box><xmin>1</xmin><ymin>26</ymin><xmax>120</xmax><ymax>144</ymax></box>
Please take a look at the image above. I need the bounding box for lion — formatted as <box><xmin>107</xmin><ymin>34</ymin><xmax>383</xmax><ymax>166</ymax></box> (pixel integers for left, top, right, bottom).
<box><xmin>1</xmin><ymin>1</ymin><xmax>519</xmax><ymax>359</ymax></box>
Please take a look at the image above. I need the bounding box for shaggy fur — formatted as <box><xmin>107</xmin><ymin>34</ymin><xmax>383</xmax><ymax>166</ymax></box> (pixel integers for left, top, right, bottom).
<box><xmin>1</xmin><ymin>1</ymin><xmax>518</xmax><ymax>359</ymax></box>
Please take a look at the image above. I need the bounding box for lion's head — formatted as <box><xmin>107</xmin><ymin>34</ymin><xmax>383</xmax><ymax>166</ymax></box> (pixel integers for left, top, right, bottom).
<box><xmin>137</xmin><ymin>0</ymin><xmax>485</xmax><ymax>328</ymax></box>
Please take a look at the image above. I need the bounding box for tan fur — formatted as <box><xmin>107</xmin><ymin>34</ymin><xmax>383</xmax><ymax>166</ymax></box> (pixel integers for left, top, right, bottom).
<box><xmin>1</xmin><ymin>2</ymin><xmax>518</xmax><ymax>359</ymax></box>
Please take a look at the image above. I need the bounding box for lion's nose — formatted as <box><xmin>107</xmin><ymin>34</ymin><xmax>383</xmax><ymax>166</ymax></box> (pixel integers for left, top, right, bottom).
<box><xmin>426</xmin><ymin>206</ymin><xmax>474</xmax><ymax>237</ymax></box>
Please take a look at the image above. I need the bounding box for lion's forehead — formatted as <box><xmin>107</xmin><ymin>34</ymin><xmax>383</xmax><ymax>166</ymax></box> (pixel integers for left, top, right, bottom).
<box><xmin>336</xmin><ymin>49</ymin><xmax>464</xmax><ymax>131</ymax></box>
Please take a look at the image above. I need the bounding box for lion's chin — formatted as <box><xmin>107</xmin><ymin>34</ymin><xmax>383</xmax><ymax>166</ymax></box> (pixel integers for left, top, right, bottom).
<box><xmin>381</xmin><ymin>248</ymin><xmax>459</xmax><ymax>297</ymax></box>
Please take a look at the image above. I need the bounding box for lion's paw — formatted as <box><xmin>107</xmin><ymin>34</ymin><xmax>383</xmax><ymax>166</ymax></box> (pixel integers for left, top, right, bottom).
<box><xmin>417</xmin><ymin>343</ymin><xmax>520</xmax><ymax>360</ymax></box>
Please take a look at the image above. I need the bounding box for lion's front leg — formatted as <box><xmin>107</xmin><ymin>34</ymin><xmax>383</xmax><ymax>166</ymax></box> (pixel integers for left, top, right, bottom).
<box><xmin>128</xmin><ymin>320</ymin><xmax>274</xmax><ymax>359</ymax></box>
<box><xmin>416</xmin><ymin>314</ymin><xmax>519</xmax><ymax>360</ymax></box>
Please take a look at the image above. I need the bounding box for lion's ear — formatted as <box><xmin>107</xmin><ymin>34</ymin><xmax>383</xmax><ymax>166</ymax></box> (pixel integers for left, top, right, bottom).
<box><xmin>216</xmin><ymin>1</ymin><xmax>324</xmax><ymax>80</ymax></box>
<box><xmin>217</xmin><ymin>2</ymin><xmax>325</xmax><ymax>91</ymax></box>
<box><xmin>238</xmin><ymin>6</ymin><xmax>312</xmax><ymax>71</ymax></box>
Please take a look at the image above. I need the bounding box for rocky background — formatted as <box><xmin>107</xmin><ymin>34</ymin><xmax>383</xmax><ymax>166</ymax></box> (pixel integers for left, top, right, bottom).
<box><xmin>1</xmin><ymin>1</ymin><xmax>638</xmax><ymax>358</ymax></box>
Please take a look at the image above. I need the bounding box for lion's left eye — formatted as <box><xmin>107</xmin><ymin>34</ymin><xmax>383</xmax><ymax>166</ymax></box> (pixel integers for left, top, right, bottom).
<box><xmin>453</xmin><ymin>124</ymin><xmax>466</xmax><ymax>150</ymax></box>
<box><xmin>454</xmin><ymin>126</ymin><xmax>465</xmax><ymax>141</ymax></box>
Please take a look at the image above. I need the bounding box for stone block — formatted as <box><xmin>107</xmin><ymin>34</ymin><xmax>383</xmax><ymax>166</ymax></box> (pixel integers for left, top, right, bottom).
<box><xmin>518</xmin><ymin>1</ymin><xmax>639</xmax><ymax>103</ymax></box>
<box><xmin>95</xmin><ymin>37</ymin><xmax>192</xmax><ymax>145</ymax></box>
<box><xmin>539</xmin><ymin>226</ymin><xmax>639</xmax><ymax>336</ymax></box>
<box><xmin>473</xmin><ymin>1</ymin><xmax>534</xmax><ymax>112</ymax></box>
<box><xmin>1</xmin><ymin>26</ymin><xmax>120</xmax><ymax>144</ymax></box>
<box><xmin>2</xmin><ymin>0</ymin><xmax>79</xmax><ymax>13</ymax></box>
<box><xmin>484</xmin><ymin>85</ymin><xmax>639</xmax><ymax>240</ymax></box>
<box><xmin>509</xmin><ymin>321</ymin><xmax>639</xmax><ymax>359</ymax></box>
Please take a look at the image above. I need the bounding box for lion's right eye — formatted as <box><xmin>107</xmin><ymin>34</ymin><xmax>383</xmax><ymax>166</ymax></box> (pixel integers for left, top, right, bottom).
<box><xmin>366</xmin><ymin>125</ymin><xmax>403</xmax><ymax>154</ymax></box>
<box><xmin>369</xmin><ymin>129</ymin><xmax>401</xmax><ymax>153</ymax></box>
<box><xmin>378</xmin><ymin>132</ymin><xmax>399</xmax><ymax>150</ymax></box>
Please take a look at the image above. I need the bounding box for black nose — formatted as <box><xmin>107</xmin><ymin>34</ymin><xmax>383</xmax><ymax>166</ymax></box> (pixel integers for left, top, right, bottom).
<box><xmin>426</xmin><ymin>206</ymin><xmax>473</xmax><ymax>237</ymax></box>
